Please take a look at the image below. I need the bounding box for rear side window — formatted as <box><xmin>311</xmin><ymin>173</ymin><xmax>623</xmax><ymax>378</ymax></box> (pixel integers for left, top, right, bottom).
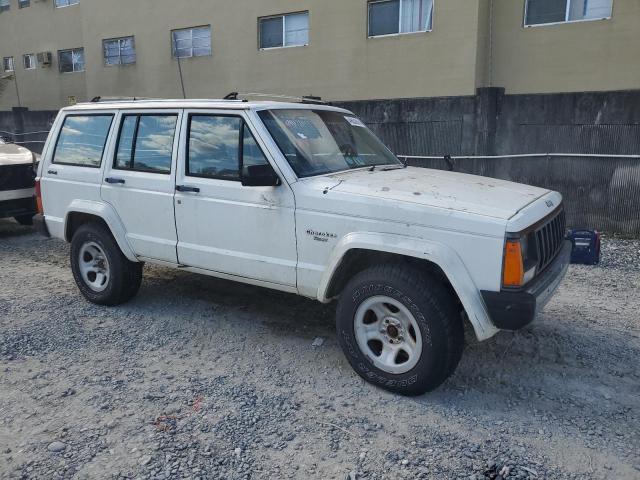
<box><xmin>53</xmin><ymin>115</ymin><xmax>114</xmax><ymax>167</ymax></box>
<box><xmin>187</xmin><ymin>114</ymin><xmax>269</xmax><ymax>181</ymax></box>
<box><xmin>114</xmin><ymin>114</ymin><xmax>177</xmax><ymax>174</ymax></box>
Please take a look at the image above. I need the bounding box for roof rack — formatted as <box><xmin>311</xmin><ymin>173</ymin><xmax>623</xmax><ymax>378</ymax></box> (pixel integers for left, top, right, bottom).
<box><xmin>231</xmin><ymin>92</ymin><xmax>327</xmax><ymax>105</ymax></box>
<box><xmin>89</xmin><ymin>96</ymin><xmax>156</xmax><ymax>103</ymax></box>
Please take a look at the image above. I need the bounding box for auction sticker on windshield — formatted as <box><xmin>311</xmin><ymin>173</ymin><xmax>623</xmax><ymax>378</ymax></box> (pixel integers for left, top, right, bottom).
<box><xmin>344</xmin><ymin>116</ymin><xmax>366</xmax><ymax>128</ymax></box>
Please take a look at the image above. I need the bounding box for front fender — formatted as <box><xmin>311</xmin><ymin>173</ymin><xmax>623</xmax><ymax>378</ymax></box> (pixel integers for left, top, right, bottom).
<box><xmin>317</xmin><ymin>232</ymin><xmax>499</xmax><ymax>341</ymax></box>
<box><xmin>64</xmin><ymin>199</ymin><xmax>138</xmax><ymax>262</ymax></box>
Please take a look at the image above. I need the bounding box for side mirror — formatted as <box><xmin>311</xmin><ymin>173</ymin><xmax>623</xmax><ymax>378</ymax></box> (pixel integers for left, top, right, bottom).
<box><xmin>241</xmin><ymin>164</ymin><xmax>281</xmax><ymax>187</ymax></box>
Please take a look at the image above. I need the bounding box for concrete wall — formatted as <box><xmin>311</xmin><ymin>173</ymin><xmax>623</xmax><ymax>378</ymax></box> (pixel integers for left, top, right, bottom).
<box><xmin>491</xmin><ymin>0</ymin><xmax>640</xmax><ymax>94</ymax></box>
<box><xmin>0</xmin><ymin>0</ymin><xmax>482</xmax><ymax>110</ymax></box>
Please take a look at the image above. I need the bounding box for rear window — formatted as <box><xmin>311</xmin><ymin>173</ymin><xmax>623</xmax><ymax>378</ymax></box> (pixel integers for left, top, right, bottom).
<box><xmin>52</xmin><ymin>115</ymin><xmax>114</xmax><ymax>167</ymax></box>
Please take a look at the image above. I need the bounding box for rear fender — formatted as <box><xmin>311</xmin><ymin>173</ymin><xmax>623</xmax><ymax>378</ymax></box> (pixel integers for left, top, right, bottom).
<box><xmin>64</xmin><ymin>199</ymin><xmax>138</xmax><ymax>262</ymax></box>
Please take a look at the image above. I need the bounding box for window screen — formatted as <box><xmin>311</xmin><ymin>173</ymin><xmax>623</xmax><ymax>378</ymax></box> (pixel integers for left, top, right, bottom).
<box><xmin>103</xmin><ymin>37</ymin><xmax>136</xmax><ymax>66</ymax></box>
<box><xmin>369</xmin><ymin>0</ymin><xmax>401</xmax><ymax>36</ymax></box>
<box><xmin>59</xmin><ymin>48</ymin><xmax>85</xmax><ymax>73</ymax></box>
<box><xmin>259</xmin><ymin>12</ymin><xmax>309</xmax><ymax>49</ymax></box>
<box><xmin>53</xmin><ymin>115</ymin><xmax>114</xmax><ymax>167</ymax></box>
<box><xmin>55</xmin><ymin>0</ymin><xmax>79</xmax><ymax>7</ymax></box>
<box><xmin>369</xmin><ymin>0</ymin><xmax>433</xmax><ymax>36</ymax></box>
<box><xmin>115</xmin><ymin>115</ymin><xmax>177</xmax><ymax>174</ymax></box>
<box><xmin>172</xmin><ymin>26</ymin><xmax>211</xmax><ymax>58</ymax></box>
<box><xmin>260</xmin><ymin>17</ymin><xmax>284</xmax><ymax>49</ymax></box>
<box><xmin>525</xmin><ymin>0</ymin><xmax>612</xmax><ymax>25</ymax></box>
<box><xmin>2</xmin><ymin>57</ymin><xmax>14</xmax><ymax>72</ymax></box>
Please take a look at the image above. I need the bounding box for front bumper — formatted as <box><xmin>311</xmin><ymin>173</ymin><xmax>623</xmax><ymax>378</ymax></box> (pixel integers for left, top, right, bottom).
<box><xmin>481</xmin><ymin>240</ymin><xmax>571</xmax><ymax>330</ymax></box>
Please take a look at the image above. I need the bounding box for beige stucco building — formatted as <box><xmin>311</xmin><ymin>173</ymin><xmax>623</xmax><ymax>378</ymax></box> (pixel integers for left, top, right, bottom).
<box><xmin>0</xmin><ymin>0</ymin><xmax>638</xmax><ymax>111</ymax></box>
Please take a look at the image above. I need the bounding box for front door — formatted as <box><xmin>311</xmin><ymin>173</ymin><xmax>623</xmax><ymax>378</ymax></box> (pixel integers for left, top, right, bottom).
<box><xmin>101</xmin><ymin>110</ymin><xmax>182</xmax><ymax>263</ymax></box>
<box><xmin>174</xmin><ymin>110</ymin><xmax>297</xmax><ymax>287</ymax></box>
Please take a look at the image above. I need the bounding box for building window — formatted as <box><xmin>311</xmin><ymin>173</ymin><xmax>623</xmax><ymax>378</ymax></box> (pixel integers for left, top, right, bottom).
<box><xmin>525</xmin><ymin>0</ymin><xmax>613</xmax><ymax>26</ymax></box>
<box><xmin>171</xmin><ymin>26</ymin><xmax>211</xmax><ymax>59</ymax></box>
<box><xmin>0</xmin><ymin>0</ymin><xmax>10</xmax><ymax>12</ymax></box>
<box><xmin>23</xmin><ymin>53</ymin><xmax>36</xmax><ymax>69</ymax></box>
<box><xmin>368</xmin><ymin>0</ymin><xmax>433</xmax><ymax>37</ymax></box>
<box><xmin>103</xmin><ymin>37</ymin><xmax>136</xmax><ymax>66</ymax></box>
<box><xmin>58</xmin><ymin>48</ymin><xmax>85</xmax><ymax>73</ymax></box>
<box><xmin>259</xmin><ymin>12</ymin><xmax>309</xmax><ymax>49</ymax></box>
<box><xmin>55</xmin><ymin>0</ymin><xmax>79</xmax><ymax>7</ymax></box>
<box><xmin>19</xmin><ymin>0</ymin><xmax>30</xmax><ymax>8</ymax></box>
<box><xmin>2</xmin><ymin>56</ymin><xmax>14</xmax><ymax>72</ymax></box>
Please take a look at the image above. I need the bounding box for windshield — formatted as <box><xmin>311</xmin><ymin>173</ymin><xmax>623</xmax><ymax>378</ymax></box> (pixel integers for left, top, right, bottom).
<box><xmin>258</xmin><ymin>109</ymin><xmax>402</xmax><ymax>178</ymax></box>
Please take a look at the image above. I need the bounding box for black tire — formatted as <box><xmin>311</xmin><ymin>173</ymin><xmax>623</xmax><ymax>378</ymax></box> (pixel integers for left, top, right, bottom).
<box><xmin>70</xmin><ymin>222</ymin><xmax>143</xmax><ymax>306</ymax></box>
<box><xmin>336</xmin><ymin>263</ymin><xmax>464</xmax><ymax>396</ymax></box>
<box><xmin>14</xmin><ymin>214</ymin><xmax>34</xmax><ymax>226</ymax></box>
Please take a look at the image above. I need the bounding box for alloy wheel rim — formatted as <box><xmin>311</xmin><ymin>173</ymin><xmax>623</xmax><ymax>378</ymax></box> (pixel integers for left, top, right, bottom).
<box><xmin>78</xmin><ymin>242</ymin><xmax>110</xmax><ymax>292</ymax></box>
<box><xmin>354</xmin><ymin>295</ymin><xmax>423</xmax><ymax>374</ymax></box>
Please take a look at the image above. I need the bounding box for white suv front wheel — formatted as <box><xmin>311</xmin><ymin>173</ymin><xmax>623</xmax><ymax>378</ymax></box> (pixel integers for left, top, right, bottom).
<box><xmin>70</xmin><ymin>222</ymin><xmax>143</xmax><ymax>306</ymax></box>
<box><xmin>336</xmin><ymin>263</ymin><xmax>464</xmax><ymax>396</ymax></box>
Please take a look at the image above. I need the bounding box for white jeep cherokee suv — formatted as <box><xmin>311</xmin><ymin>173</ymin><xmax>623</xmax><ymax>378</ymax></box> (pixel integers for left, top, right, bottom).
<box><xmin>34</xmin><ymin>99</ymin><xmax>570</xmax><ymax>395</ymax></box>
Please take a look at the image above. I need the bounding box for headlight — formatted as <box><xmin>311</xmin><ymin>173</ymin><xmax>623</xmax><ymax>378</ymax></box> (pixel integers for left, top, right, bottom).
<box><xmin>503</xmin><ymin>236</ymin><xmax>537</xmax><ymax>288</ymax></box>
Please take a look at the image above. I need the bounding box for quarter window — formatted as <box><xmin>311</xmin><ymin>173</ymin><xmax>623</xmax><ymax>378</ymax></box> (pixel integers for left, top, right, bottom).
<box><xmin>525</xmin><ymin>0</ymin><xmax>613</xmax><ymax>26</ymax></box>
<box><xmin>23</xmin><ymin>53</ymin><xmax>36</xmax><ymax>70</ymax></box>
<box><xmin>58</xmin><ymin>48</ymin><xmax>85</xmax><ymax>73</ymax></box>
<box><xmin>103</xmin><ymin>37</ymin><xmax>136</xmax><ymax>66</ymax></box>
<box><xmin>53</xmin><ymin>115</ymin><xmax>114</xmax><ymax>167</ymax></box>
<box><xmin>368</xmin><ymin>0</ymin><xmax>433</xmax><ymax>37</ymax></box>
<box><xmin>2</xmin><ymin>56</ymin><xmax>14</xmax><ymax>72</ymax></box>
<box><xmin>187</xmin><ymin>115</ymin><xmax>269</xmax><ymax>181</ymax></box>
<box><xmin>259</xmin><ymin>12</ymin><xmax>309</xmax><ymax>49</ymax></box>
<box><xmin>55</xmin><ymin>0</ymin><xmax>79</xmax><ymax>7</ymax></box>
<box><xmin>0</xmin><ymin>0</ymin><xmax>9</xmax><ymax>12</ymax></box>
<box><xmin>115</xmin><ymin>114</ymin><xmax>178</xmax><ymax>174</ymax></box>
<box><xmin>171</xmin><ymin>26</ymin><xmax>211</xmax><ymax>58</ymax></box>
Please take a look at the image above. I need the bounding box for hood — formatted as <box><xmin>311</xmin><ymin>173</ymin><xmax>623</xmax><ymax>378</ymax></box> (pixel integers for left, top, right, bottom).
<box><xmin>0</xmin><ymin>143</ymin><xmax>35</xmax><ymax>166</ymax></box>
<box><xmin>326</xmin><ymin>166</ymin><xmax>549</xmax><ymax>220</ymax></box>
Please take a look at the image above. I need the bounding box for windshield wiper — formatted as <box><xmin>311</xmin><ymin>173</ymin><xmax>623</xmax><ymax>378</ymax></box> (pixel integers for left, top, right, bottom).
<box><xmin>381</xmin><ymin>164</ymin><xmax>407</xmax><ymax>171</ymax></box>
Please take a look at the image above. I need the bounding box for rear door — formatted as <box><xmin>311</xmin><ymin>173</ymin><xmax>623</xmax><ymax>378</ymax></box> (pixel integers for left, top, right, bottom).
<box><xmin>40</xmin><ymin>112</ymin><xmax>115</xmax><ymax>239</ymax></box>
<box><xmin>101</xmin><ymin>110</ymin><xmax>182</xmax><ymax>263</ymax></box>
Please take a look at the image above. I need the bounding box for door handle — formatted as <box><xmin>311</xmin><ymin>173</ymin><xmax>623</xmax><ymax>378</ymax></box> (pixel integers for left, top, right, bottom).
<box><xmin>105</xmin><ymin>177</ymin><xmax>126</xmax><ymax>184</ymax></box>
<box><xmin>176</xmin><ymin>185</ymin><xmax>200</xmax><ymax>193</ymax></box>
<box><xmin>47</xmin><ymin>170</ymin><xmax>58</xmax><ymax>175</ymax></box>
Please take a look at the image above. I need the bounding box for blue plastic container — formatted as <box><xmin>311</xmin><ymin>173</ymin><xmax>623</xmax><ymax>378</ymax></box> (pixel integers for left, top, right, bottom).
<box><xmin>568</xmin><ymin>230</ymin><xmax>601</xmax><ymax>265</ymax></box>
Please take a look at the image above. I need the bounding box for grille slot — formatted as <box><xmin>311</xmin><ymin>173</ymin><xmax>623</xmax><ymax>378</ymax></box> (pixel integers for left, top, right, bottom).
<box><xmin>534</xmin><ymin>208</ymin><xmax>566</xmax><ymax>273</ymax></box>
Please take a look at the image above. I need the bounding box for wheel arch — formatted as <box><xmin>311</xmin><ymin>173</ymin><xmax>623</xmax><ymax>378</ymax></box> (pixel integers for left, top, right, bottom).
<box><xmin>64</xmin><ymin>200</ymin><xmax>138</xmax><ymax>262</ymax></box>
<box><xmin>318</xmin><ymin>232</ymin><xmax>499</xmax><ymax>341</ymax></box>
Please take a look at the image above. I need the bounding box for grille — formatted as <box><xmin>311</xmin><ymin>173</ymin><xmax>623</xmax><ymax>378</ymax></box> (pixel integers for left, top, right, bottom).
<box><xmin>534</xmin><ymin>208</ymin><xmax>566</xmax><ymax>273</ymax></box>
<box><xmin>0</xmin><ymin>164</ymin><xmax>35</xmax><ymax>192</ymax></box>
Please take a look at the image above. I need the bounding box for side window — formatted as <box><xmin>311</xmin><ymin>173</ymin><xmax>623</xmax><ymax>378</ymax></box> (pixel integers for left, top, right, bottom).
<box><xmin>187</xmin><ymin>115</ymin><xmax>270</xmax><ymax>181</ymax></box>
<box><xmin>53</xmin><ymin>115</ymin><xmax>114</xmax><ymax>167</ymax></box>
<box><xmin>115</xmin><ymin>114</ymin><xmax>177</xmax><ymax>174</ymax></box>
<box><xmin>188</xmin><ymin>115</ymin><xmax>242</xmax><ymax>180</ymax></box>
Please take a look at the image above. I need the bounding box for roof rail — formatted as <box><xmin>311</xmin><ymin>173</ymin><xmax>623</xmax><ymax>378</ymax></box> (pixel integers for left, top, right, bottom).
<box><xmin>233</xmin><ymin>92</ymin><xmax>327</xmax><ymax>105</ymax></box>
<box><xmin>89</xmin><ymin>96</ymin><xmax>155</xmax><ymax>103</ymax></box>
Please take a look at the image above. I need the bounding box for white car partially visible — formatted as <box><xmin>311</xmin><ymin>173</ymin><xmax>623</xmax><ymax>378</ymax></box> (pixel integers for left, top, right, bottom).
<box><xmin>0</xmin><ymin>142</ymin><xmax>37</xmax><ymax>225</ymax></box>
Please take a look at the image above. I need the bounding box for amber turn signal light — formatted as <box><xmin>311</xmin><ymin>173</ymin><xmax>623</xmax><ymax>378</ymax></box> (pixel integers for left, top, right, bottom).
<box><xmin>503</xmin><ymin>239</ymin><xmax>524</xmax><ymax>287</ymax></box>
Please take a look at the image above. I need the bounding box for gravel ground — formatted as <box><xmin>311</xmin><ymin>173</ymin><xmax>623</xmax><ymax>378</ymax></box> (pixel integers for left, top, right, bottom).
<box><xmin>0</xmin><ymin>219</ymin><xmax>638</xmax><ymax>480</ymax></box>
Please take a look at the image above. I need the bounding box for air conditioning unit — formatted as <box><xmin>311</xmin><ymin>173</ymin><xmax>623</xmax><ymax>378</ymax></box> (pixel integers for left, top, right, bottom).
<box><xmin>37</xmin><ymin>52</ymin><xmax>52</xmax><ymax>67</ymax></box>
